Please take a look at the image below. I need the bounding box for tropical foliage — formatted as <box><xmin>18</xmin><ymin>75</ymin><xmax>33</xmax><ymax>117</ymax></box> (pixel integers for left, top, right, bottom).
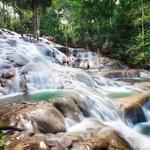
<box><xmin>0</xmin><ymin>0</ymin><xmax>150</xmax><ymax>68</ymax></box>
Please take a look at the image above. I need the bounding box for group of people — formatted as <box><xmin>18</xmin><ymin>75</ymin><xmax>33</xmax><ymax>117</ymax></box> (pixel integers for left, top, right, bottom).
<box><xmin>62</xmin><ymin>56</ymin><xmax>75</xmax><ymax>67</ymax></box>
<box><xmin>61</xmin><ymin>55</ymin><xmax>104</xmax><ymax>70</ymax></box>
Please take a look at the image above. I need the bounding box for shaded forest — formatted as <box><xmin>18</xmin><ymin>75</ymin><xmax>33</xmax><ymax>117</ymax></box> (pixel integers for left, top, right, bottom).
<box><xmin>0</xmin><ymin>0</ymin><xmax>150</xmax><ymax>68</ymax></box>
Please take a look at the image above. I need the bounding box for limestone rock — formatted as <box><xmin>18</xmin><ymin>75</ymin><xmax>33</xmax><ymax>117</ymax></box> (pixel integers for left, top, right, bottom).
<box><xmin>72</xmin><ymin>129</ymin><xmax>133</xmax><ymax>150</ymax></box>
<box><xmin>17</xmin><ymin>105</ymin><xmax>66</xmax><ymax>134</ymax></box>
<box><xmin>7</xmin><ymin>53</ymin><xmax>29</xmax><ymax>67</ymax></box>
<box><xmin>117</xmin><ymin>92</ymin><xmax>150</xmax><ymax>124</ymax></box>
<box><xmin>1</xmin><ymin>68</ymin><xmax>15</xmax><ymax>79</ymax></box>
<box><xmin>53</xmin><ymin>96</ymin><xmax>83</xmax><ymax>121</ymax></box>
<box><xmin>102</xmin><ymin>69</ymin><xmax>139</xmax><ymax>79</ymax></box>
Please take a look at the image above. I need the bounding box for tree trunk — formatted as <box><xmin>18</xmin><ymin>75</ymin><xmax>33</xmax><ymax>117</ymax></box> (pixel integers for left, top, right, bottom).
<box><xmin>32</xmin><ymin>0</ymin><xmax>37</xmax><ymax>38</ymax></box>
<box><xmin>36</xmin><ymin>7</ymin><xmax>41</xmax><ymax>40</ymax></box>
<box><xmin>141</xmin><ymin>0</ymin><xmax>144</xmax><ymax>46</ymax></box>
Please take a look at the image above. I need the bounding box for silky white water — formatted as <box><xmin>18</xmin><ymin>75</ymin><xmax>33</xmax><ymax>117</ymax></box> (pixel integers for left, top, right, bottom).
<box><xmin>0</xmin><ymin>29</ymin><xmax>150</xmax><ymax>149</ymax></box>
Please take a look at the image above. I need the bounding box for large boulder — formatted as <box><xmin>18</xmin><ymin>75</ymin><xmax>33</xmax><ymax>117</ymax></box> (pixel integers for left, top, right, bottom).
<box><xmin>5</xmin><ymin>128</ymin><xmax>133</xmax><ymax>150</ymax></box>
<box><xmin>0</xmin><ymin>103</ymin><xmax>66</xmax><ymax>134</ymax></box>
<box><xmin>53</xmin><ymin>96</ymin><xmax>83</xmax><ymax>122</ymax></box>
<box><xmin>117</xmin><ymin>92</ymin><xmax>150</xmax><ymax>124</ymax></box>
<box><xmin>0</xmin><ymin>68</ymin><xmax>15</xmax><ymax>79</ymax></box>
<box><xmin>17</xmin><ymin>105</ymin><xmax>66</xmax><ymax>134</ymax></box>
<box><xmin>72</xmin><ymin>129</ymin><xmax>133</xmax><ymax>150</ymax></box>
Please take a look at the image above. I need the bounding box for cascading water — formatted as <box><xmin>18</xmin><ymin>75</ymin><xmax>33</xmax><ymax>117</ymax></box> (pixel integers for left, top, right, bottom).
<box><xmin>0</xmin><ymin>29</ymin><xmax>150</xmax><ymax>150</ymax></box>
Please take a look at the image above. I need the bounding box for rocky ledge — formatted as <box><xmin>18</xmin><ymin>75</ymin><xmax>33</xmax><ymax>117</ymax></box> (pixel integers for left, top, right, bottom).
<box><xmin>0</xmin><ymin>96</ymin><xmax>133</xmax><ymax>150</ymax></box>
<box><xmin>117</xmin><ymin>92</ymin><xmax>150</xmax><ymax>125</ymax></box>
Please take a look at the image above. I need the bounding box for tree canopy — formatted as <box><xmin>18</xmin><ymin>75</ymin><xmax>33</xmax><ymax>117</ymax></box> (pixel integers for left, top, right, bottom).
<box><xmin>0</xmin><ymin>0</ymin><xmax>150</xmax><ymax>68</ymax></box>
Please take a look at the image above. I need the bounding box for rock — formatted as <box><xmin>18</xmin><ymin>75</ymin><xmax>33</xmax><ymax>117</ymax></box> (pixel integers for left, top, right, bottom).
<box><xmin>5</xmin><ymin>127</ymin><xmax>133</xmax><ymax>150</ymax></box>
<box><xmin>0</xmin><ymin>103</ymin><xmax>66</xmax><ymax>134</ymax></box>
<box><xmin>72</xmin><ymin>95</ymin><xmax>91</xmax><ymax>117</ymax></box>
<box><xmin>117</xmin><ymin>92</ymin><xmax>150</xmax><ymax>124</ymax></box>
<box><xmin>5</xmin><ymin>138</ymin><xmax>48</xmax><ymax>150</ymax></box>
<box><xmin>72</xmin><ymin>129</ymin><xmax>133</xmax><ymax>150</ymax></box>
<box><xmin>0</xmin><ymin>63</ymin><xmax>13</xmax><ymax>69</ymax></box>
<box><xmin>68</xmin><ymin>118</ymin><xmax>106</xmax><ymax>133</ymax></box>
<box><xmin>98</xmin><ymin>57</ymin><xmax>125</xmax><ymax>69</ymax></box>
<box><xmin>134</xmin><ymin>82</ymin><xmax>150</xmax><ymax>91</ymax></box>
<box><xmin>20</xmin><ymin>74</ymin><xmax>28</xmax><ymax>92</ymax></box>
<box><xmin>7</xmin><ymin>53</ymin><xmax>29</xmax><ymax>67</ymax></box>
<box><xmin>6</xmin><ymin>140</ymin><xmax>40</xmax><ymax>150</ymax></box>
<box><xmin>102</xmin><ymin>69</ymin><xmax>139</xmax><ymax>79</ymax></box>
<box><xmin>0</xmin><ymin>35</ymin><xmax>7</xmax><ymax>39</ymax></box>
<box><xmin>46</xmin><ymin>140</ymin><xmax>65</xmax><ymax>150</ymax></box>
<box><xmin>1</xmin><ymin>68</ymin><xmax>15</xmax><ymax>79</ymax></box>
<box><xmin>57</xmin><ymin>132</ymin><xmax>82</xmax><ymax>148</ymax></box>
<box><xmin>53</xmin><ymin>96</ymin><xmax>83</xmax><ymax>121</ymax></box>
<box><xmin>7</xmin><ymin>39</ymin><xmax>17</xmax><ymax>47</ymax></box>
<box><xmin>17</xmin><ymin>105</ymin><xmax>66</xmax><ymax>134</ymax></box>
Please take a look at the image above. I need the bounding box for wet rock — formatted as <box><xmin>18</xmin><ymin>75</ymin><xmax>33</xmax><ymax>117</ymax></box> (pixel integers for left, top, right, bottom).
<box><xmin>0</xmin><ymin>103</ymin><xmax>66</xmax><ymax>134</ymax></box>
<box><xmin>0</xmin><ymin>35</ymin><xmax>7</xmax><ymax>39</ymax></box>
<box><xmin>0</xmin><ymin>85</ymin><xmax>11</xmax><ymax>95</ymax></box>
<box><xmin>1</xmin><ymin>68</ymin><xmax>15</xmax><ymax>79</ymax></box>
<box><xmin>7</xmin><ymin>39</ymin><xmax>17</xmax><ymax>47</ymax></box>
<box><xmin>20</xmin><ymin>63</ymin><xmax>48</xmax><ymax>74</ymax></box>
<box><xmin>102</xmin><ymin>69</ymin><xmax>139</xmax><ymax>79</ymax></box>
<box><xmin>5</xmin><ymin>139</ymin><xmax>48</xmax><ymax>150</ymax></box>
<box><xmin>72</xmin><ymin>96</ymin><xmax>91</xmax><ymax>117</ymax></box>
<box><xmin>16</xmin><ymin>105</ymin><xmax>66</xmax><ymax>134</ymax></box>
<box><xmin>117</xmin><ymin>92</ymin><xmax>150</xmax><ymax>124</ymax></box>
<box><xmin>0</xmin><ymin>63</ymin><xmax>13</xmax><ymax>69</ymax></box>
<box><xmin>72</xmin><ymin>129</ymin><xmax>133</xmax><ymax>150</ymax></box>
<box><xmin>7</xmin><ymin>53</ymin><xmax>29</xmax><ymax>67</ymax></box>
<box><xmin>5</xmin><ymin>127</ymin><xmax>133</xmax><ymax>150</ymax></box>
<box><xmin>68</xmin><ymin>118</ymin><xmax>106</xmax><ymax>133</ymax></box>
<box><xmin>57</xmin><ymin>132</ymin><xmax>82</xmax><ymax>148</ymax></box>
<box><xmin>20</xmin><ymin>74</ymin><xmax>28</xmax><ymax>92</ymax></box>
<box><xmin>53</xmin><ymin>96</ymin><xmax>82</xmax><ymax>121</ymax></box>
<box><xmin>134</xmin><ymin>82</ymin><xmax>150</xmax><ymax>91</ymax></box>
<box><xmin>46</xmin><ymin>140</ymin><xmax>65</xmax><ymax>150</ymax></box>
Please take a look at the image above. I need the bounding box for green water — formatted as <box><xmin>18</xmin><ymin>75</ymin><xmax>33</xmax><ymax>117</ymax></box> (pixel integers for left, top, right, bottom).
<box><xmin>115</xmin><ymin>77</ymin><xmax>150</xmax><ymax>83</ymax></box>
<box><xmin>109</xmin><ymin>91</ymin><xmax>137</xmax><ymax>99</ymax></box>
<box><xmin>25</xmin><ymin>90</ymin><xmax>64</xmax><ymax>101</ymax></box>
<box><xmin>0</xmin><ymin>89</ymin><xmax>64</xmax><ymax>106</ymax></box>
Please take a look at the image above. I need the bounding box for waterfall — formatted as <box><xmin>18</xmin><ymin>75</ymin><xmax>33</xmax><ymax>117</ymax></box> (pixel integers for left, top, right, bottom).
<box><xmin>0</xmin><ymin>29</ymin><xmax>150</xmax><ymax>150</ymax></box>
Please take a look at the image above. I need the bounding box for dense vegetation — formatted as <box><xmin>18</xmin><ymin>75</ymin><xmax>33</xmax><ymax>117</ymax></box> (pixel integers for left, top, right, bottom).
<box><xmin>0</xmin><ymin>122</ymin><xmax>5</xmax><ymax>149</ymax></box>
<box><xmin>0</xmin><ymin>0</ymin><xmax>150</xmax><ymax>68</ymax></box>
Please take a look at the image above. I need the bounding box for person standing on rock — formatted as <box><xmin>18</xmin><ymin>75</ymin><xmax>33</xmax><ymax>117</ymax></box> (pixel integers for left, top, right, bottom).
<box><xmin>87</xmin><ymin>60</ymin><xmax>90</xmax><ymax>70</ymax></box>
<box><xmin>52</xmin><ymin>51</ymin><xmax>56</xmax><ymax>58</ymax></box>
<box><xmin>76</xmin><ymin>55</ymin><xmax>81</xmax><ymax>68</ymax></box>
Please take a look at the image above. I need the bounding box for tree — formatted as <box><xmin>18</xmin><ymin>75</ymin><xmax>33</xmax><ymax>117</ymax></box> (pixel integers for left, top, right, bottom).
<box><xmin>2</xmin><ymin>0</ymin><xmax>52</xmax><ymax>37</ymax></box>
<box><xmin>14</xmin><ymin>0</ymin><xmax>52</xmax><ymax>37</ymax></box>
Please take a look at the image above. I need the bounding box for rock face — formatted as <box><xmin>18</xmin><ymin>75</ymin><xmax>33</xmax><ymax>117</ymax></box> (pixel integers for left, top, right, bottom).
<box><xmin>24</xmin><ymin>105</ymin><xmax>66</xmax><ymax>134</ymax></box>
<box><xmin>5</xmin><ymin>128</ymin><xmax>133</xmax><ymax>150</ymax></box>
<box><xmin>1</xmin><ymin>99</ymin><xmax>133</xmax><ymax>150</ymax></box>
<box><xmin>1</xmin><ymin>68</ymin><xmax>15</xmax><ymax>79</ymax></box>
<box><xmin>117</xmin><ymin>92</ymin><xmax>150</xmax><ymax>124</ymax></box>
<box><xmin>0</xmin><ymin>103</ymin><xmax>66</xmax><ymax>134</ymax></box>
<box><xmin>102</xmin><ymin>69</ymin><xmax>140</xmax><ymax>79</ymax></box>
<box><xmin>98</xmin><ymin>57</ymin><xmax>125</xmax><ymax>69</ymax></box>
<box><xmin>72</xmin><ymin>130</ymin><xmax>133</xmax><ymax>150</ymax></box>
<box><xmin>53</xmin><ymin>96</ymin><xmax>83</xmax><ymax>121</ymax></box>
